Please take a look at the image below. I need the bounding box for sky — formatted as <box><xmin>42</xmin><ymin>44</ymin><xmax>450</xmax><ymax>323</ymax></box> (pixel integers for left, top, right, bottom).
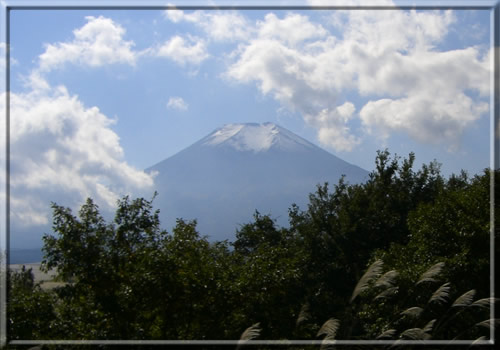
<box><xmin>0</xmin><ymin>0</ymin><xmax>496</xmax><ymax>247</ymax></box>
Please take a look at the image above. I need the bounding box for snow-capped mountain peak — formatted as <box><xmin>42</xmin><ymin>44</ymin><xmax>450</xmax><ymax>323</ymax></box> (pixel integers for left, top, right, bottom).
<box><xmin>203</xmin><ymin>122</ymin><xmax>315</xmax><ymax>153</ymax></box>
<box><xmin>147</xmin><ymin>122</ymin><xmax>368</xmax><ymax>241</ymax></box>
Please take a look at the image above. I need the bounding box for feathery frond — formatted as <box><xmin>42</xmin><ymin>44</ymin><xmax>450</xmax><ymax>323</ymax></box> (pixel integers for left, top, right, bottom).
<box><xmin>317</xmin><ymin>318</ymin><xmax>340</xmax><ymax>339</ymax></box>
<box><xmin>470</xmin><ymin>297</ymin><xmax>498</xmax><ymax>309</ymax></box>
<box><xmin>428</xmin><ymin>282</ymin><xmax>450</xmax><ymax>304</ymax></box>
<box><xmin>472</xmin><ymin>336</ymin><xmax>486</xmax><ymax>344</ymax></box>
<box><xmin>401</xmin><ymin>306</ymin><xmax>423</xmax><ymax>318</ymax></box>
<box><xmin>475</xmin><ymin>319</ymin><xmax>500</xmax><ymax>331</ymax></box>
<box><xmin>423</xmin><ymin>319</ymin><xmax>436</xmax><ymax>334</ymax></box>
<box><xmin>452</xmin><ymin>289</ymin><xmax>476</xmax><ymax>307</ymax></box>
<box><xmin>375</xmin><ymin>270</ymin><xmax>398</xmax><ymax>288</ymax></box>
<box><xmin>239</xmin><ymin>322</ymin><xmax>261</xmax><ymax>341</ymax></box>
<box><xmin>351</xmin><ymin>259</ymin><xmax>384</xmax><ymax>302</ymax></box>
<box><xmin>320</xmin><ymin>339</ymin><xmax>336</xmax><ymax>350</ymax></box>
<box><xmin>374</xmin><ymin>286</ymin><xmax>398</xmax><ymax>300</ymax></box>
<box><xmin>317</xmin><ymin>318</ymin><xmax>340</xmax><ymax>350</ymax></box>
<box><xmin>376</xmin><ymin>329</ymin><xmax>396</xmax><ymax>339</ymax></box>
<box><xmin>390</xmin><ymin>339</ymin><xmax>403</xmax><ymax>348</ymax></box>
<box><xmin>400</xmin><ymin>328</ymin><xmax>431</xmax><ymax>340</ymax></box>
<box><xmin>416</xmin><ymin>262</ymin><xmax>445</xmax><ymax>285</ymax></box>
<box><xmin>296</xmin><ymin>303</ymin><xmax>311</xmax><ymax>326</ymax></box>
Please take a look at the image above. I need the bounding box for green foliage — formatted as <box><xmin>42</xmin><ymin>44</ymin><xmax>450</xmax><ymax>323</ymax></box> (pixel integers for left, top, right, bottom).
<box><xmin>8</xmin><ymin>266</ymin><xmax>57</xmax><ymax>340</ymax></box>
<box><xmin>287</xmin><ymin>151</ymin><xmax>448</xmax><ymax>334</ymax></box>
<box><xmin>378</xmin><ymin>169</ymin><xmax>493</xmax><ymax>299</ymax></box>
<box><xmin>7</xmin><ymin>150</ymin><xmax>492</xmax><ymax>344</ymax></box>
<box><xmin>40</xmin><ymin>195</ymin><xmax>171</xmax><ymax>339</ymax></box>
<box><xmin>231</xmin><ymin>212</ymin><xmax>306</xmax><ymax>339</ymax></box>
<box><xmin>37</xmin><ymin>195</ymin><xmax>237</xmax><ymax>340</ymax></box>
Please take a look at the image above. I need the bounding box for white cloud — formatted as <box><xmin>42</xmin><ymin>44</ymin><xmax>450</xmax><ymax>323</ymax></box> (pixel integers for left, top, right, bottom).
<box><xmin>305</xmin><ymin>102</ymin><xmax>360</xmax><ymax>151</ymax></box>
<box><xmin>225</xmin><ymin>13</ymin><xmax>360</xmax><ymax>150</ymax></box>
<box><xmin>225</xmin><ymin>6</ymin><xmax>489</xmax><ymax>152</ymax></box>
<box><xmin>155</xmin><ymin>35</ymin><xmax>209</xmax><ymax>66</ymax></box>
<box><xmin>38</xmin><ymin>16</ymin><xmax>137</xmax><ymax>71</ymax></box>
<box><xmin>257</xmin><ymin>13</ymin><xmax>328</xmax><ymax>46</ymax></box>
<box><xmin>167</xmin><ymin>96</ymin><xmax>188</xmax><ymax>111</ymax></box>
<box><xmin>359</xmin><ymin>91</ymin><xmax>489</xmax><ymax>151</ymax></box>
<box><xmin>164</xmin><ymin>5</ymin><xmax>185</xmax><ymax>23</ymax></box>
<box><xmin>204</xmin><ymin>12</ymin><xmax>252</xmax><ymax>42</ymax></box>
<box><xmin>0</xmin><ymin>78</ymin><xmax>156</xmax><ymax>229</ymax></box>
<box><xmin>164</xmin><ymin>9</ymin><xmax>251</xmax><ymax>42</ymax></box>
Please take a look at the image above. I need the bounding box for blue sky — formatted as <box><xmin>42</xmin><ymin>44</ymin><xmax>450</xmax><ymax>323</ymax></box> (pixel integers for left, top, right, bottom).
<box><xmin>1</xmin><ymin>0</ymin><xmax>496</xmax><ymax>247</ymax></box>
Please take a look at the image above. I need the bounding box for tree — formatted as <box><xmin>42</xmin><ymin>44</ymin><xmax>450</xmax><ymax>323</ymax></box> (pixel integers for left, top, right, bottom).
<box><xmin>287</xmin><ymin>151</ymin><xmax>446</xmax><ymax>332</ymax></box>
<box><xmin>8</xmin><ymin>150</ymin><xmax>491</xmax><ymax>343</ymax></box>
<box><xmin>41</xmin><ymin>195</ymin><xmax>173</xmax><ymax>338</ymax></box>
<box><xmin>39</xmin><ymin>195</ymin><xmax>240</xmax><ymax>340</ymax></box>
<box><xmin>231</xmin><ymin>212</ymin><xmax>307</xmax><ymax>339</ymax></box>
<box><xmin>157</xmin><ymin>218</ymin><xmax>235</xmax><ymax>339</ymax></box>
<box><xmin>378</xmin><ymin>169</ymin><xmax>494</xmax><ymax>301</ymax></box>
<box><xmin>8</xmin><ymin>266</ymin><xmax>57</xmax><ymax>340</ymax></box>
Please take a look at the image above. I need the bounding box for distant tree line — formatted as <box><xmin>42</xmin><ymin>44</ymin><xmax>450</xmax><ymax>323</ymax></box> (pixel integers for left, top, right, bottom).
<box><xmin>6</xmin><ymin>150</ymin><xmax>498</xmax><ymax>348</ymax></box>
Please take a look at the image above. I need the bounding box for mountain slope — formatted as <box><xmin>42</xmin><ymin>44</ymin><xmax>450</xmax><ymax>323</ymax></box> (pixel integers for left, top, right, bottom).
<box><xmin>147</xmin><ymin>122</ymin><xmax>369</xmax><ymax>241</ymax></box>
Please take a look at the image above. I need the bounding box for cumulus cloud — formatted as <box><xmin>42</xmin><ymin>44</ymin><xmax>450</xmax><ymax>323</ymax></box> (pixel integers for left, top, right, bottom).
<box><xmin>38</xmin><ymin>16</ymin><xmax>138</xmax><ymax>71</ymax></box>
<box><xmin>164</xmin><ymin>8</ymin><xmax>251</xmax><ymax>42</ymax></box>
<box><xmin>2</xmin><ymin>16</ymin><xmax>172</xmax><ymax>243</ymax></box>
<box><xmin>359</xmin><ymin>91</ymin><xmax>489</xmax><ymax>151</ymax></box>
<box><xmin>344</xmin><ymin>10</ymin><xmax>489</xmax><ymax>149</ymax></box>
<box><xmin>167</xmin><ymin>96</ymin><xmax>188</xmax><ymax>111</ymax></box>
<box><xmin>257</xmin><ymin>13</ymin><xmax>328</xmax><ymax>46</ymax></box>
<box><xmin>0</xmin><ymin>76</ymin><xmax>155</xmax><ymax>229</ymax></box>
<box><xmin>305</xmin><ymin>102</ymin><xmax>360</xmax><ymax>151</ymax></box>
<box><xmin>155</xmin><ymin>35</ymin><xmax>209</xmax><ymax>66</ymax></box>
<box><xmin>225</xmin><ymin>13</ymin><xmax>359</xmax><ymax>150</ymax></box>
<box><xmin>225</xmin><ymin>5</ymin><xmax>489</xmax><ymax>152</ymax></box>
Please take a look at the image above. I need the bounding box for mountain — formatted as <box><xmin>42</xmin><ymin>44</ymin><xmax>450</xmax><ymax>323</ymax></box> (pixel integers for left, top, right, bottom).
<box><xmin>146</xmin><ymin>122</ymin><xmax>369</xmax><ymax>241</ymax></box>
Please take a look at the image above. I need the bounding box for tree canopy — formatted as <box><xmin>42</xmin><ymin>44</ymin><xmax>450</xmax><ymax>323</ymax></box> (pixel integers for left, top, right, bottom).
<box><xmin>7</xmin><ymin>150</ymin><xmax>495</xmax><ymax>347</ymax></box>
